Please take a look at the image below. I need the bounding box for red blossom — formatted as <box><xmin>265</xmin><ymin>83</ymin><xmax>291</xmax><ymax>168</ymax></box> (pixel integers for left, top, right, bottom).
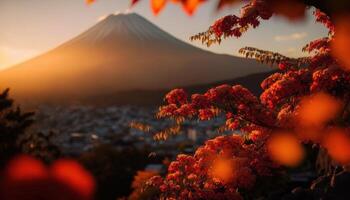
<box><xmin>175</xmin><ymin>103</ymin><xmax>197</xmax><ymax>117</ymax></box>
<box><xmin>165</xmin><ymin>88</ymin><xmax>188</xmax><ymax>105</ymax></box>
<box><xmin>191</xmin><ymin>93</ymin><xmax>210</xmax><ymax>108</ymax></box>
<box><xmin>157</xmin><ymin>104</ymin><xmax>178</xmax><ymax>118</ymax></box>
<box><xmin>147</xmin><ymin>134</ymin><xmax>276</xmax><ymax>199</ymax></box>
<box><xmin>198</xmin><ymin>108</ymin><xmax>216</xmax><ymax>120</ymax></box>
<box><xmin>205</xmin><ymin>84</ymin><xmax>233</xmax><ymax>103</ymax></box>
<box><xmin>314</xmin><ymin>9</ymin><xmax>334</xmax><ymax>33</ymax></box>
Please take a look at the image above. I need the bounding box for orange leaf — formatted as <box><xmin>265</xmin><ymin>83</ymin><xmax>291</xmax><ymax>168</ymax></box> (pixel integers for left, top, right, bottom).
<box><xmin>151</xmin><ymin>0</ymin><xmax>167</xmax><ymax>15</ymax></box>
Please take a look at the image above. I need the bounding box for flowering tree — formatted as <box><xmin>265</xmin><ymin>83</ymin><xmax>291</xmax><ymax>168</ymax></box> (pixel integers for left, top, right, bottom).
<box><xmin>125</xmin><ymin>0</ymin><xmax>350</xmax><ymax>199</ymax></box>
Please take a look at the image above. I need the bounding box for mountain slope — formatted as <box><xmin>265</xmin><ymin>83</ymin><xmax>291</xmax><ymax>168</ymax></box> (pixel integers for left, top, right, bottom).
<box><xmin>0</xmin><ymin>13</ymin><xmax>272</xmax><ymax>104</ymax></box>
<box><xmin>85</xmin><ymin>71</ymin><xmax>276</xmax><ymax>106</ymax></box>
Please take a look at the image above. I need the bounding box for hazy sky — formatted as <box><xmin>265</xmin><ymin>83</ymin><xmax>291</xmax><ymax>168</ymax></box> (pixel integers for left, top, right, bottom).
<box><xmin>0</xmin><ymin>0</ymin><xmax>328</xmax><ymax>69</ymax></box>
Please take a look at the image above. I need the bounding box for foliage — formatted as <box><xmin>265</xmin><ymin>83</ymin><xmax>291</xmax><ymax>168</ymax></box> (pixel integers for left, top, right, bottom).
<box><xmin>125</xmin><ymin>0</ymin><xmax>350</xmax><ymax>199</ymax></box>
<box><xmin>18</xmin><ymin>131</ymin><xmax>61</xmax><ymax>163</ymax></box>
<box><xmin>129</xmin><ymin>170</ymin><xmax>160</xmax><ymax>200</ymax></box>
<box><xmin>0</xmin><ymin>89</ymin><xmax>34</xmax><ymax>168</ymax></box>
<box><xmin>144</xmin><ymin>134</ymin><xmax>280</xmax><ymax>199</ymax></box>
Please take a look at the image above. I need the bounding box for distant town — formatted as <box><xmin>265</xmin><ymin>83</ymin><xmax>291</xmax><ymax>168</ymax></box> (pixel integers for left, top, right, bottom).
<box><xmin>33</xmin><ymin>105</ymin><xmax>230</xmax><ymax>169</ymax></box>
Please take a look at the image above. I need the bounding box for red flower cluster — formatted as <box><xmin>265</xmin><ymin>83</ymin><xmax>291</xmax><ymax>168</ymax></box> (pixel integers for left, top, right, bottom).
<box><xmin>311</xmin><ymin>66</ymin><xmax>350</xmax><ymax>93</ymax></box>
<box><xmin>147</xmin><ymin>134</ymin><xmax>276</xmax><ymax>200</ymax></box>
<box><xmin>165</xmin><ymin>88</ymin><xmax>188</xmax><ymax>105</ymax></box>
<box><xmin>159</xmin><ymin>84</ymin><xmax>275</xmax><ymax>132</ymax></box>
<box><xmin>192</xmin><ymin>0</ymin><xmax>273</xmax><ymax>46</ymax></box>
<box><xmin>211</xmin><ymin>15</ymin><xmax>240</xmax><ymax>38</ymax></box>
<box><xmin>303</xmin><ymin>37</ymin><xmax>330</xmax><ymax>54</ymax></box>
<box><xmin>313</xmin><ymin>9</ymin><xmax>334</xmax><ymax>33</ymax></box>
<box><xmin>190</xmin><ymin>0</ymin><xmax>311</xmax><ymax>46</ymax></box>
<box><xmin>260</xmin><ymin>69</ymin><xmax>311</xmax><ymax>108</ymax></box>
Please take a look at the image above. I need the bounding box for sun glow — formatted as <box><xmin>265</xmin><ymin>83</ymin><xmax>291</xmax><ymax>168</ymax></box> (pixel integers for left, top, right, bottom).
<box><xmin>0</xmin><ymin>46</ymin><xmax>39</xmax><ymax>70</ymax></box>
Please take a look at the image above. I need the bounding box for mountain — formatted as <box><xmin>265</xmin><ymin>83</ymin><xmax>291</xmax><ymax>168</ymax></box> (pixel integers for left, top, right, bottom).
<box><xmin>0</xmin><ymin>13</ymin><xmax>272</xmax><ymax>104</ymax></box>
<box><xmin>87</xmin><ymin>71</ymin><xmax>276</xmax><ymax>106</ymax></box>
